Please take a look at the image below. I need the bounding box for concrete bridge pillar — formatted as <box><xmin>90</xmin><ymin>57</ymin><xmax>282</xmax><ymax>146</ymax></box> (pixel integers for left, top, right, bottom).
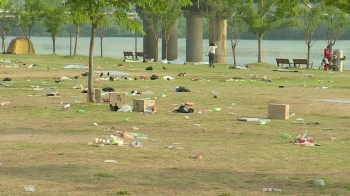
<box><xmin>184</xmin><ymin>12</ymin><xmax>203</xmax><ymax>62</ymax></box>
<box><xmin>162</xmin><ymin>20</ymin><xmax>178</xmax><ymax>61</ymax></box>
<box><xmin>142</xmin><ymin>18</ymin><xmax>158</xmax><ymax>60</ymax></box>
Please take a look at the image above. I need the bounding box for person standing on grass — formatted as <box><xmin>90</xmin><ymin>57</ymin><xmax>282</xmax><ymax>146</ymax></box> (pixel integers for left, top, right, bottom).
<box><xmin>207</xmin><ymin>42</ymin><xmax>217</xmax><ymax>68</ymax></box>
<box><xmin>324</xmin><ymin>45</ymin><xmax>331</xmax><ymax>71</ymax></box>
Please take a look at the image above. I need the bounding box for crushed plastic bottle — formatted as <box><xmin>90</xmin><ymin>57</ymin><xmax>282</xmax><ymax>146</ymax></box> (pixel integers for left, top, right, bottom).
<box><xmin>24</xmin><ymin>185</ymin><xmax>35</xmax><ymax>192</ymax></box>
<box><xmin>263</xmin><ymin>188</ymin><xmax>281</xmax><ymax>192</ymax></box>
<box><xmin>258</xmin><ymin>120</ymin><xmax>268</xmax><ymax>125</ymax></box>
<box><xmin>77</xmin><ymin>109</ymin><xmax>87</xmax><ymax>114</ymax></box>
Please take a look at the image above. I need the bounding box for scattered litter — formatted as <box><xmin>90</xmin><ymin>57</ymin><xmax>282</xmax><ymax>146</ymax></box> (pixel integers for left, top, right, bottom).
<box><xmin>258</xmin><ymin>120</ymin><xmax>268</xmax><ymax>125</ymax></box>
<box><xmin>185</xmin><ymin>102</ymin><xmax>194</xmax><ymax>106</ymax></box>
<box><xmin>190</xmin><ymin>154</ymin><xmax>202</xmax><ymax>159</ymax></box>
<box><xmin>228</xmin><ymin>112</ymin><xmax>237</xmax><ymax>115</ymax></box>
<box><xmin>295</xmin><ymin>130</ymin><xmax>321</xmax><ymax>146</ymax></box>
<box><xmin>263</xmin><ymin>188</ymin><xmax>281</xmax><ymax>192</ymax></box>
<box><xmin>131</xmin><ymin>141</ymin><xmax>142</xmax><ymax>147</ymax></box>
<box><xmin>314</xmin><ymin>99</ymin><xmax>350</xmax><ymax>104</ymax></box>
<box><xmin>1</xmin><ymin>101</ymin><xmax>11</xmax><ymax>106</ymax></box>
<box><xmin>93</xmin><ymin>123</ymin><xmax>98</xmax><ymax>126</ymax></box>
<box><xmin>289</xmin><ymin>113</ymin><xmax>295</xmax><ymax>117</ymax></box>
<box><xmin>296</xmin><ymin>118</ymin><xmax>304</xmax><ymax>121</ymax></box>
<box><xmin>194</xmin><ymin>124</ymin><xmax>200</xmax><ymax>126</ymax></box>
<box><xmin>273</xmin><ymin>69</ymin><xmax>299</xmax><ymax>72</ymax></box>
<box><xmin>237</xmin><ymin>118</ymin><xmax>270</xmax><ymax>122</ymax></box>
<box><xmin>174</xmin><ymin>86</ymin><xmax>191</xmax><ymax>92</ymax></box>
<box><xmin>132</xmin><ymin>127</ymin><xmax>139</xmax><ymax>131</ymax></box>
<box><xmin>173</xmin><ymin>105</ymin><xmax>194</xmax><ymax>113</ymax></box>
<box><xmin>184</xmin><ymin>115</ymin><xmax>189</xmax><ymax>119</ymax></box>
<box><xmin>62</xmin><ymin>64</ymin><xmax>88</xmax><ymax>69</ymax></box>
<box><xmin>213</xmin><ymin>108</ymin><xmax>221</xmax><ymax>112</ymax></box>
<box><xmin>46</xmin><ymin>92</ymin><xmax>60</xmax><ymax>97</ymax></box>
<box><xmin>284</xmin><ymin>134</ymin><xmax>291</xmax><ymax>139</ymax></box>
<box><xmin>166</xmin><ymin>145</ymin><xmax>184</xmax><ymax>150</ymax></box>
<box><xmin>314</xmin><ymin>178</ymin><xmax>325</xmax><ymax>186</ymax></box>
<box><xmin>24</xmin><ymin>185</ymin><xmax>35</xmax><ymax>192</ymax></box>
<box><xmin>62</xmin><ymin>104</ymin><xmax>70</xmax><ymax>109</ymax></box>
<box><xmin>132</xmin><ymin>133</ymin><xmax>148</xmax><ymax>139</ymax></box>
<box><xmin>77</xmin><ymin>109</ymin><xmax>87</xmax><ymax>114</ymax></box>
<box><xmin>60</xmin><ymin>76</ymin><xmax>70</xmax><ymax>80</ymax></box>
<box><xmin>306</xmin><ymin>122</ymin><xmax>320</xmax><ymax>125</ymax></box>
<box><xmin>104</xmin><ymin>160</ymin><xmax>118</xmax><ymax>163</ymax></box>
<box><xmin>0</xmin><ymin>162</ymin><xmax>2</xmax><ymax>166</ymax></box>
<box><xmin>330</xmin><ymin>137</ymin><xmax>337</xmax><ymax>140</ymax></box>
<box><xmin>318</xmin><ymin>86</ymin><xmax>331</xmax><ymax>89</ymax></box>
<box><xmin>117</xmin><ymin>105</ymin><xmax>132</xmax><ymax>112</ymax></box>
<box><xmin>323</xmin><ymin>128</ymin><xmax>333</xmax><ymax>130</ymax></box>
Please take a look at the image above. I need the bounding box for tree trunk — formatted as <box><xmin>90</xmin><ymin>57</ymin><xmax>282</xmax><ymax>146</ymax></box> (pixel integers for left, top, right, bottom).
<box><xmin>307</xmin><ymin>44</ymin><xmax>311</xmax><ymax>69</ymax></box>
<box><xmin>233</xmin><ymin>46</ymin><xmax>237</xmax><ymax>66</ymax></box>
<box><xmin>88</xmin><ymin>24</ymin><xmax>96</xmax><ymax>103</ymax></box>
<box><xmin>100</xmin><ymin>35</ymin><xmax>103</xmax><ymax>57</ymax></box>
<box><xmin>52</xmin><ymin>34</ymin><xmax>56</xmax><ymax>54</ymax></box>
<box><xmin>165</xmin><ymin>41</ymin><xmax>168</xmax><ymax>60</ymax></box>
<box><xmin>257</xmin><ymin>34</ymin><xmax>264</xmax><ymax>63</ymax></box>
<box><xmin>28</xmin><ymin>29</ymin><xmax>31</xmax><ymax>53</ymax></box>
<box><xmin>155</xmin><ymin>38</ymin><xmax>159</xmax><ymax>62</ymax></box>
<box><xmin>1</xmin><ymin>33</ymin><xmax>5</xmax><ymax>53</ymax></box>
<box><xmin>74</xmin><ymin>25</ymin><xmax>79</xmax><ymax>55</ymax></box>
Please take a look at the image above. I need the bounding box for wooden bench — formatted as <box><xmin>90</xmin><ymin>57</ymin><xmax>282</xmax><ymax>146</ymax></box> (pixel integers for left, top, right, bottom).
<box><xmin>276</xmin><ymin>58</ymin><xmax>291</xmax><ymax>67</ymax></box>
<box><xmin>123</xmin><ymin>51</ymin><xmax>134</xmax><ymax>59</ymax></box>
<box><xmin>293</xmin><ymin>59</ymin><xmax>308</xmax><ymax>68</ymax></box>
<box><xmin>135</xmin><ymin>52</ymin><xmax>146</xmax><ymax>59</ymax></box>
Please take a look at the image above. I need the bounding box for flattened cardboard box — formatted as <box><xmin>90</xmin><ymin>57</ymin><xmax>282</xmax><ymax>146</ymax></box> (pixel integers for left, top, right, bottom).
<box><xmin>133</xmin><ymin>99</ymin><xmax>155</xmax><ymax>112</ymax></box>
<box><xmin>109</xmin><ymin>93</ymin><xmax>126</xmax><ymax>105</ymax></box>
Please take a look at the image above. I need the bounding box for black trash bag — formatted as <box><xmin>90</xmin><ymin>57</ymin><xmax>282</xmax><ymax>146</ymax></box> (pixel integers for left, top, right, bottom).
<box><xmin>102</xmin><ymin>87</ymin><xmax>115</xmax><ymax>92</ymax></box>
<box><xmin>110</xmin><ymin>103</ymin><xmax>120</xmax><ymax>111</ymax></box>
<box><xmin>145</xmin><ymin>66</ymin><xmax>153</xmax><ymax>70</ymax></box>
<box><xmin>109</xmin><ymin>76</ymin><xmax>114</xmax><ymax>81</ymax></box>
<box><xmin>3</xmin><ymin>77</ymin><xmax>11</xmax><ymax>81</ymax></box>
<box><xmin>175</xmin><ymin>86</ymin><xmax>191</xmax><ymax>92</ymax></box>
<box><xmin>173</xmin><ymin>105</ymin><xmax>194</xmax><ymax>113</ymax></box>
<box><xmin>150</xmin><ymin>75</ymin><xmax>158</xmax><ymax>80</ymax></box>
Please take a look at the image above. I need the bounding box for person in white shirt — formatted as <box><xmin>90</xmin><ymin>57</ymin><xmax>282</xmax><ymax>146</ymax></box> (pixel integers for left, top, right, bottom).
<box><xmin>207</xmin><ymin>42</ymin><xmax>218</xmax><ymax>67</ymax></box>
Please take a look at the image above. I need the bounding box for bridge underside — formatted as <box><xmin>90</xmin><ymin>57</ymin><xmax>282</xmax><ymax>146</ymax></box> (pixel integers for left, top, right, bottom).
<box><xmin>141</xmin><ymin>3</ymin><xmax>227</xmax><ymax>63</ymax></box>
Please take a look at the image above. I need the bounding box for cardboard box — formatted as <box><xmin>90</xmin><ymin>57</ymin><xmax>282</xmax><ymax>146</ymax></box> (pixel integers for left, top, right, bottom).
<box><xmin>268</xmin><ymin>103</ymin><xmax>289</xmax><ymax>120</ymax></box>
<box><xmin>109</xmin><ymin>92</ymin><xmax>126</xmax><ymax>105</ymax></box>
<box><xmin>95</xmin><ymin>88</ymin><xmax>102</xmax><ymax>103</ymax></box>
<box><xmin>87</xmin><ymin>88</ymin><xmax>102</xmax><ymax>103</ymax></box>
<box><xmin>133</xmin><ymin>99</ymin><xmax>155</xmax><ymax>112</ymax></box>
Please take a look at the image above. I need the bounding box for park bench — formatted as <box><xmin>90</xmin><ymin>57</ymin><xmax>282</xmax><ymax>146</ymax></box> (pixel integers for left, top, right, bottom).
<box><xmin>276</xmin><ymin>58</ymin><xmax>291</xmax><ymax>67</ymax></box>
<box><xmin>293</xmin><ymin>59</ymin><xmax>308</xmax><ymax>68</ymax></box>
<box><xmin>123</xmin><ymin>51</ymin><xmax>134</xmax><ymax>59</ymax></box>
<box><xmin>135</xmin><ymin>52</ymin><xmax>146</xmax><ymax>59</ymax></box>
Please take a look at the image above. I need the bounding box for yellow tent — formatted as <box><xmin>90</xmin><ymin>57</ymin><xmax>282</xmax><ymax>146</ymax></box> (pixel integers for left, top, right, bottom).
<box><xmin>6</xmin><ymin>38</ymin><xmax>35</xmax><ymax>54</ymax></box>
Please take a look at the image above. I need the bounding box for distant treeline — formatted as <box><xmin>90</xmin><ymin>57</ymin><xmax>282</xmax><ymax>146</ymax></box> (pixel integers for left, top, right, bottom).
<box><xmin>7</xmin><ymin>16</ymin><xmax>350</xmax><ymax>40</ymax></box>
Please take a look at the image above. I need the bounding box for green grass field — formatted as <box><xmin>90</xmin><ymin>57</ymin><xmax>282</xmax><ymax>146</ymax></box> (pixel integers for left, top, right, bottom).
<box><xmin>0</xmin><ymin>54</ymin><xmax>349</xmax><ymax>196</ymax></box>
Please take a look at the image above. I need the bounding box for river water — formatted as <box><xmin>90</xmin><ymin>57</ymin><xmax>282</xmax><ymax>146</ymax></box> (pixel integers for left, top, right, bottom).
<box><xmin>4</xmin><ymin>36</ymin><xmax>350</xmax><ymax>67</ymax></box>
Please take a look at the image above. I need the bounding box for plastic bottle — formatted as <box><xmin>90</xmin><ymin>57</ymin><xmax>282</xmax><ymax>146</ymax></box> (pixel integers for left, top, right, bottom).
<box><xmin>258</xmin><ymin>120</ymin><xmax>268</xmax><ymax>125</ymax></box>
<box><xmin>1</xmin><ymin>101</ymin><xmax>10</xmax><ymax>106</ymax></box>
<box><xmin>77</xmin><ymin>109</ymin><xmax>87</xmax><ymax>114</ymax></box>
<box><xmin>263</xmin><ymin>188</ymin><xmax>281</xmax><ymax>192</ymax></box>
<box><xmin>24</xmin><ymin>185</ymin><xmax>35</xmax><ymax>192</ymax></box>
